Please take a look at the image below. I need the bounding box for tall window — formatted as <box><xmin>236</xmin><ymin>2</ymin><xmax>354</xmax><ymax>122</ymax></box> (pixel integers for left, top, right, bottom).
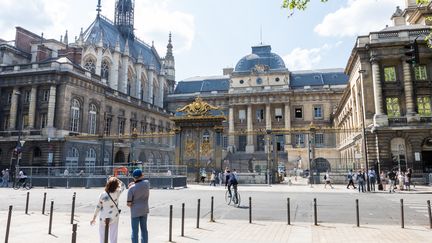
<box><xmin>386</xmin><ymin>97</ymin><xmax>401</xmax><ymax>117</ymax></box>
<box><xmin>417</xmin><ymin>96</ymin><xmax>432</xmax><ymax>116</ymax></box>
<box><xmin>70</xmin><ymin>99</ymin><xmax>80</xmax><ymax>132</ymax></box>
<box><xmin>65</xmin><ymin>147</ymin><xmax>79</xmax><ymax>172</ymax></box>
<box><xmin>275</xmin><ymin>108</ymin><xmax>283</xmax><ymax>121</ymax></box>
<box><xmin>88</xmin><ymin>104</ymin><xmax>97</xmax><ymax>134</ymax></box>
<box><xmin>42</xmin><ymin>90</ymin><xmax>49</xmax><ymax>102</ymax></box>
<box><xmin>40</xmin><ymin>113</ymin><xmax>47</xmax><ymax>128</ymax></box>
<box><xmin>7</xmin><ymin>92</ymin><xmax>12</xmax><ymax>104</ymax></box>
<box><xmin>101</xmin><ymin>60</ymin><xmax>110</xmax><ymax>81</ymax></box>
<box><xmin>3</xmin><ymin>115</ymin><xmax>9</xmax><ymax>130</ymax></box>
<box><xmin>295</xmin><ymin>107</ymin><xmax>303</xmax><ymax>119</ymax></box>
<box><xmin>24</xmin><ymin>90</ymin><xmax>31</xmax><ymax>104</ymax></box>
<box><xmin>256</xmin><ymin>109</ymin><xmax>264</xmax><ymax>121</ymax></box>
<box><xmin>239</xmin><ymin>109</ymin><xmax>246</xmax><ymax>122</ymax></box>
<box><xmin>414</xmin><ymin>65</ymin><xmax>427</xmax><ymax>80</ymax></box>
<box><xmin>315</xmin><ymin>133</ymin><xmax>324</xmax><ymax>147</ymax></box>
<box><xmin>85</xmin><ymin>148</ymin><xmax>96</xmax><ymax>173</ymax></box>
<box><xmin>104</xmin><ymin>117</ymin><xmax>112</xmax><ymax>136</ymax></box>
<box><xmin>384</xmin><ymin>66</ymin><xmax>397</xmax><ymax>82</ymax></box>
<box><xmin>294</xmin><ymin>134</ymin><xmax>305</xmax><ymax>147</ymax></box>
<box><xmin>118</xmin><ymin>119</ymin><xmax>125</xmax><ymax>135</ymax></box>
<box><xmin>313</xmin><ymin>105</ymin><xmax>323</xmax><ymax>119</ymax></box>
<box><xmin>84</xmin><ymin>57</ymin><xmax>96</xmax><ymax>74</ymax></box>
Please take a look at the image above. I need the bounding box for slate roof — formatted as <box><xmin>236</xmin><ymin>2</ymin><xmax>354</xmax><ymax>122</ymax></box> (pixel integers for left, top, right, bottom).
<box><xmin>82</xmin><ymin>15</ymin><xmax>162</xmax><ymax>72</ymax></box>
<box><xmin>174</xmin><ymin>76</ymin><xmax>230</xmax><ymax>94</ymax></box>
<box><xmin>290</xmin><ymin>69</ymin><xmax>348</xmax><ymax>88</ymax></box>
<box><xmin>234</xmin><ymin>45</ymin><xmax>287</xmax><ymax>73</ymax></box>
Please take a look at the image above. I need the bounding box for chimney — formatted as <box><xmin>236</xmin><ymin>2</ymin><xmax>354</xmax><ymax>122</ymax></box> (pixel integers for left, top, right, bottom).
<box><xmin>405</xmin><ymin>0</ymin><xmax>417</xmax><ymax>8</ymax></box>
<box><xmin>223</xmin><ymin>67</ymin><xmax>234</xmax><ymax>76</ymax></box>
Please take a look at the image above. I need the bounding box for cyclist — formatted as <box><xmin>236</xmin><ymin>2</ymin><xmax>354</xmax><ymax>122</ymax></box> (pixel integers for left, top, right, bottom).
<box><xmin>225</xmin><ymin>169</ymin><xmax>238</xmax><ymax>198</ymax></box>
<box><xmin>18</xmin><ymin>170</ymin><xmax>28</xmax><ymax>187</ymax></box>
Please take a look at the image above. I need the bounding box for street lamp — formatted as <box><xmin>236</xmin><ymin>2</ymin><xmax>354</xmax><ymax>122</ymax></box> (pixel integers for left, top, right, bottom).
<box><xmin>308</xmin><ymin>122</ymin><xmax>316</xmax><ymax>186</ymax></box>
<box><xmin>13</xmin><ymin>90</ymin><xmax>25</xmax><ymax>181</ymax></box>
<box><xmin>266</xmin><ymin>129</ymin><xmax>271</xmax><ymax>186</ymax></box>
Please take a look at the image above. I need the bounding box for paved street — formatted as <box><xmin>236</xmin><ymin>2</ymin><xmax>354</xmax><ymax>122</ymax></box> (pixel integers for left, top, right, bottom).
<box><xmin>0</xmin><ymin>181</ymin><xmax>432</xmax><ymax>242</ymax></box>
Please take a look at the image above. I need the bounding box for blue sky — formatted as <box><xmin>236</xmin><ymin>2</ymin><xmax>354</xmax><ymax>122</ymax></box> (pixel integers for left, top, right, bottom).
<box><xmin>0</xmin><ymin>0</ymin><xmax>405</xmax><ymax>80</ymax></box>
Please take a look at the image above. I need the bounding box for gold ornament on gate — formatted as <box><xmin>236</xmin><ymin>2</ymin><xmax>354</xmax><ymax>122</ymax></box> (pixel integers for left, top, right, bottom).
<box><xmin>176</xmin><ymin>97</ymin><xmax>220</xmax><ymax>116</ymax></box>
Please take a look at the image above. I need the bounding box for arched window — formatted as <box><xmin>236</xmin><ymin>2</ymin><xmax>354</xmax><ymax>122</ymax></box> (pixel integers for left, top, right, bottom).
<box><xmin>101</xmin><ymin>60</ymin><xmax>110</xmax><ymax>81</ymax></box>
<box><xmin>88</xmin><ymin>104</ymin><xmax>97</xmax><ymax>134</ymax></box>
<box><xmin>65</xmin><ymin>147</ymin><xmax>79</xmax><ymax>172</ymax></box>
<box><xmin>70</xmin><ymin>99</ymin><xmax>80</xmax><ymax>132</ymax></box>
<box><xmin>85</xmin><ymin>148</ymin><xmax>97</xmax><ymax>173</ymax></box>
<box><xmin>84</xmin><ymin>57</ymin><xmax>96</xmax><ymax>74</ymax></box>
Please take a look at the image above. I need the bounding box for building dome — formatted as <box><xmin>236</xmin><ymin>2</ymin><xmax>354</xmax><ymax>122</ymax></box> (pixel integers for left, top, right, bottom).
<box><xmin>234</xmin><ymin>45</ymin><xmax>287</xmax><ymax>73</ymax></box>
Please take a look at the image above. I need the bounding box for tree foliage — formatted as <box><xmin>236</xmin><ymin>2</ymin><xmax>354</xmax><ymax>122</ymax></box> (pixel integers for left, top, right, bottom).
<box><xmin>282</xmin><ymin>0</ymin><xmax>430</xmax><ymax>11</ymax></box>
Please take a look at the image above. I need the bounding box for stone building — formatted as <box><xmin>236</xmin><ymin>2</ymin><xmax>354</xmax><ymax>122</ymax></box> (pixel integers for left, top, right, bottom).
<box><xmin>0</xmin><ymin>0</ymin><xmax>175</xmax><ymax>173</ymax></box>
<box><xmin>334</xmin><ymin>1</ymin><xmax>432</xmax><ymax>178</ymax></box>
<box><xmin>167</xmin><ymin>44</ymin><xmax>348</xmax><ymax>175</ymax></box>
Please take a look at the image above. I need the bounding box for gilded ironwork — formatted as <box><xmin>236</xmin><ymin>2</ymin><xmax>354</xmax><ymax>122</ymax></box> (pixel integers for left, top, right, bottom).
<box><xmin>201</xmin><ymin>140</ymin><xmax>211</xmax><ymax>157</ymax></box>
<box><xmin>185</xmin><ymin>139</ymin><xmax>196</xmax><ymax>157</ymax></box>
<box><xmin>176</xmin><ymin>97</ymin><xmax>221</xmax><ymax>116</ymax></box>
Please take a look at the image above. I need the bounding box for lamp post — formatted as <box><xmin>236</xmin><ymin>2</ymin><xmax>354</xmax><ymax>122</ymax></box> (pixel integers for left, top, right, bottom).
<box><xmin>308</xmin><ymin>122</ymin><xmax>316</xmax><ymax>186</ymax></box>
<box><xmin>13</xmin><ymin>90</ymin><xmax>25</xmax><ymax>181</ymax></box>
<box><xmin>398</xmin><ymin>144</ymin><xmax>405</xmax><ymax>173</ymax></box>
<box><xmin>266</xmin><ymin>129</ymin><xmax>271</xmax><ymax>186</ymax></box>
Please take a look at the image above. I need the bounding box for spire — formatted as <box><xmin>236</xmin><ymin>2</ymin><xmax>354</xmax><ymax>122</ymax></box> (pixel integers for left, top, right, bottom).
<box><xmin>137</xmin><ymin>49</ymin><xmax>144</xmax><ymax>64</ymax></box>
<box><xmin>77</xmin><ymin>28</ymin><xmax>83</xmax><ymax>45</ymax></box>
<box><xmin>96</xmin><ymin>0</ymin><xmax>102</xmax><ymax>16</ymax></box>
<box><xmin>60</xmin><ymin>35</ymin><xmax>63</xmax><ymax>43</ymax></box>
<box><xmin>166</xmin><ymin>32</ymin><xmax>173</xmax><ymax>58</ymax></box>
<box><xmin>64</xmin><ymin>30</ymin><xmax>68</xmax><ymax>45</ymax></box>
<box><xmin>114</xmin><ymin>0</ymin><xmax>135</xmax><ymax>38</ymax></box>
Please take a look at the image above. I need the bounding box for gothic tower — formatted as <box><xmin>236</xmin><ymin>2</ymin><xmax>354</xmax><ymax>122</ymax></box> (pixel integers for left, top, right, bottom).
<box><xmin>114</xmin><ymin>0</ymin><xmax>135</xmax><ymax>38</ymax></box>
<box><xmin>164</xmin><ymin>33</ymin><xmax>176</xmax><ymax>94</ymax></box>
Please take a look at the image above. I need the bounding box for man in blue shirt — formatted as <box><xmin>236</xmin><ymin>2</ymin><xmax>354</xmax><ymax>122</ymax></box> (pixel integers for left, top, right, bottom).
<box><xmin>127</xmin><ymin>169</ymin><xmax>150</xmax><ymax>243</ymax></box>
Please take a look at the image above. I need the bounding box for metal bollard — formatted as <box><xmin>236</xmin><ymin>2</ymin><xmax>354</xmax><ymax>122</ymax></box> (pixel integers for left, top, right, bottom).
<box><xmin>196</xmin><ymin>199</ymin><xmax>200</xmax><ymax>228</ymax></box>
<box><xmin>5</xmin><ymin>205</ymin><xmax>12</xmax><ymax>243</ymax></box>
<box><xmin>210</xmin><ymin>196</ymin><xmax>215</xmax><ymax>222</ymax></box>
<box><xmin>400</xmin><ymin>199</ymin><xmax>404</xmax><ymax>229</ymax></box>
<box><xmin>249</xmin><ymin>197</ymin><xmax>252</xmax><ymax>224</ymax></box>
<box><xmin>42</xmin><ymin>192</ymin><xmax>47</xmax><ymax>215</ymax></box>
<box><xmin>71</xmin><ymin>223</ymin><xmax>77</xmax><ymax>243</ymax></box>
<box><xmin>71</xmin><ymin>193</ymin><xmax>76</xmax><ymax>224</ymax></box>
<box><xmin>313</xmin><ymin>198</ymin><xmax>318</xmax><ymax>226</ymax></box>
<box><xmin>356</xmin><ymin>199</ymin><xmax>360</xmax><ymax>227</ymax></box>
<box><xmin>287</xmin><ymin>198</ymin><xmax>291</xmax><ymax>225</ymax></box>
<box><xmin>25</xmin><ymin>191</ymin><xmax>30</xmax><ymax>215</ymax></box>
<box><xmin>169</xmin><ymin>205</ymin><xmax>173</xmax><ymax>242</ymax></box>
<box><xmin>104</xmin><ymin>218</ymin><xmax>110</xmax><ymax>243</ymax></box>
<box><xmin>48</xmin><ymin>201</ymin><xmax>54</xmax><ymax>234</ymax></box>
<box><xmin>181</xmin><ymin>203</ymin><xmax>185</xmax><ymax>237</ymax></box>
<box><xmin>428</xmin><ymin>200</ymin><xmax>432</xmax><ymax>229</ymax></box>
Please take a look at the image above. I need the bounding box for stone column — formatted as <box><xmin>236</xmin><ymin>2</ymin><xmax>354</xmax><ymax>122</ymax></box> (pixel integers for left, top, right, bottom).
<box><xmin>8</xmin><ymin>87</ymin><xmax>19</xmax><ymax>130</ymax></box>
<box><xmin>148</xmin><ymin>69</ymin><xmax>154</xmax><ymax>104</ymax></box>
<box><xmin>47</xmin><ymin>85</ymin><xmax>56</xmax><ymax>128</ymax></box>
<box><xmin>135</xmin><ymin>64</ymin><xmax>142</xmax><ymax>99</ymax></box>
<box><xmin>96</xmin><ymin>47</ymin><xmax>102</xmax><ymax>76</ymax></box>
<box><xmin>121</xmin><ymin>55</ymin><xmax>129</xmax><ymax>94</ymax></box>
<box><xmin>402</xmin><ymin>61</ymin><xmax>419</xmax><ymax>122</ymax></box>
<box><xmin>111</xmin><ymin>52</ymin><xmax>120</xmax><ymax>90</ymax></box>
<box><xmin>284</xmin><ymin>102</ymin><xmax>291</xmax><ymax>149</ymax></box>
<box><xmin>28</xmin><ymin>86</ymin><xmax>37</xmax><ymax>128</ymax></box>
<box><xmin>246</xmin><ymin>105</ymin><xmax>254</xmax><ymax>153</ymax></box>
<box><xmin>265</xmin><ymin>103</ymin><xmax>271</xmax><ymax>130</ymax></box>
<box><xmin>159</xmin><ymin>76</ymin><xmax>165</xmax><ymax>108</ymax></box>
<box><xmin>228</xmin><ymin>106</ymin><xmax>235</xmax><ymax>152</ymax></box>
<box><xmin>371</xmin><ymin>57</ymin><xmax>388</xmax><ymax>126</ymax></box>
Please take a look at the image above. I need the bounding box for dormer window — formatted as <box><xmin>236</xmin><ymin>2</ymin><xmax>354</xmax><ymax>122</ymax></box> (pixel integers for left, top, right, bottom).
<box><xmin>256</xmin><ymin>77</ymin><xmax>262</xmax><ymax>85</ymax></box>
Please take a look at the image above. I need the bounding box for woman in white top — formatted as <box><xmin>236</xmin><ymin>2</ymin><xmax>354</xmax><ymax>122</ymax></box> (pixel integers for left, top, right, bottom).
<box><xmin>91</xmin><ymin>177</ymin><xmax>125</xmax><ymax>243</ymax></box>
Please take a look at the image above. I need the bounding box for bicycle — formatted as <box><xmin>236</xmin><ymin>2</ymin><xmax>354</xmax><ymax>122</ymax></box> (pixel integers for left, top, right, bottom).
<box><xmin>13</xmin><ymin>179</ymin><xmax>31</xmax><ymax>190</ymax></box>
<box><xmin>224</xmin><ymin>184</ymin><xmax>241</xmax><ymax>207</ymax></box>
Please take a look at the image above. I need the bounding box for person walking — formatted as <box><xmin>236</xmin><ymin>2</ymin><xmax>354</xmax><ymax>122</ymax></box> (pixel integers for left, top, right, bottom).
<box><xmin>387</xmin><ymin>170</ymin><xmax>396</xmax><ymax>193</ymax></box>
<box><xmin>357</xmin><ymin>170</ymin><xmax>365</xmax><ymax>193</ymax></box>
<box><xmin>209</xmin><ymin>171</ymin><xmax>216</xmax><ymax>186</ymax></box>
<box><xmin>380</xmin><ymin>171</ymin><xmax>387</xmax><ymax>191</ymax></box>
<box><xmin>127</xmin><ymin>169</ymin><xmax>150</xmax><ymax>243</ymax></box>
<box><xmin>3</xmin><ymin>169</ymin><xmax>9</xmax><ymax>187</ymax></box>
<box><xmin>324</xmin><ymin>171</ymin><xmax>334</xmax><ymax>189</ymax></box>
<box><xmin>346</xmin><ymin>170</ymin><xmax>356</xmax><ymax>189</ymax></box>
<box><xmin>398</xmin><ymin>172</ymin><xmax>405</xmax><ymax>191</ymax></box>
<box><xmin>218</xmin><ymin>172</ymin><xmax>223</xmax><ymax>186</ymax></box>
<box><xmin>368</xmin><ymin>169</ymin><xmax>376</xmax><ymax>191</ymax></box>
<box><xmin>91</xmin><ymin>176</ymin><xmax>125</xmax><ymax>243</ymax></box>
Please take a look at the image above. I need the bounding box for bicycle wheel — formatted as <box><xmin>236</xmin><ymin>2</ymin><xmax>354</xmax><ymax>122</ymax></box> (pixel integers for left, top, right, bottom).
<box><xmin>233</xmin><ymin>192</ymin><xmax>241</xmax><ymax>207</ymax></box>
<box><xmin>224</xmin><ymin>190</ymin><xmax>231</xmax><ymax>205</ymax></box>
<box><xmin>13</xmin><ymin>182</ymin><xmax>20</xmax><ymax>190</ymax></box>
<box><xmin>24</xmin><ymin>182</ymin><xmax>31</xmax><ymax>190</ymax></box>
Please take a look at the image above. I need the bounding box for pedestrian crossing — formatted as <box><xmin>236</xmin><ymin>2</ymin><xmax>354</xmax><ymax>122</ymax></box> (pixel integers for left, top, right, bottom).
<box><xmin>387</xmin><ymin>197</ymin><xmax>431</xmax><ymax>218</ymax></box>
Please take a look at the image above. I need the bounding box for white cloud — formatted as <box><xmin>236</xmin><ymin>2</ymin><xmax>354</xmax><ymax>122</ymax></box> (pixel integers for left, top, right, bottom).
<box><xmin>283</xmin><ymin>42</ymin><xmax>341</xmax><ymax>70</ymax></box>
<box><xmin>0</xmin><ymin>0</ymin><xmax>195</xmax><ymax>55</ymax></box>
<box><xmin>314</xmin><ymin>0</ymin><xmax>405</xmax><ymax>37</ymax></box>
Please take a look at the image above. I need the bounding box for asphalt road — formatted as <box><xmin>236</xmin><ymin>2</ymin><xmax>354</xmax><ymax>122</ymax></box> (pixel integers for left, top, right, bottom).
<box><xmin>1</xmin><ymin>185</ymin><xmax>431</xmax><ymax>227</ymax></box>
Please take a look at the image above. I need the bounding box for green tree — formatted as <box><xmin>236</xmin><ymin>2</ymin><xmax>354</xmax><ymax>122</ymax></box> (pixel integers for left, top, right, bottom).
<box><xmin>282</xmin><ymin>0</ymin><xmax>429</xmax><ymax>11</ymax></box>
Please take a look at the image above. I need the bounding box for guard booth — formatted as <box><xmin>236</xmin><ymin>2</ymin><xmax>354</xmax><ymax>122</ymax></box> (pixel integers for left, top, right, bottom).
<box><xmin>171</xmin><ymin>97</ymin><xmax>225</xmax><ymax>182</ymax></box>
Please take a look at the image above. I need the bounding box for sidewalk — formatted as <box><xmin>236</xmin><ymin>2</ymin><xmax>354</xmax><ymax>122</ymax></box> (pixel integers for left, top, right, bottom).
<box><xmin>1</xmin><ymin>211</ymin><xmax>431</xmax><ymax>243</ymax></box>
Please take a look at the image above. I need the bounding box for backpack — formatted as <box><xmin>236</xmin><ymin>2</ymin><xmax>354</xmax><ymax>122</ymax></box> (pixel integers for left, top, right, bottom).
<box><xmin>323</xmin><ymin>174</ymin><xmax>327</xmax><ymax>180</ymax></box>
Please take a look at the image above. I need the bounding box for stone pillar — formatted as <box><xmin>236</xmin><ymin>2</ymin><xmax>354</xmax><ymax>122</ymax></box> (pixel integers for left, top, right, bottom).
<box><xmin>228</xmin><ymin>106</ymin><xmax>235</xmax><ymax>152</ymax></box>
<box><xmin>246</xmin><ymin>105</ymin><xmax>254</xmax><ymax>153</ymax></box>
<box><xmin>284</xmin><ymin>102</ymin><xmax>291</xmax><ymax>150</ymax></box>
<box><xmin>148</xmin><ymin>69</ymin><xmax>154</xmax><ymax>104</ymax></box>
<box><xmin>265</xmin><ymin>103</ymin><xmax>271</xmax><ymax>130</ymax></box>
<box><xmin>135</xmin><ymin>64</ymin><xmax>142</xmax><ymax>99</ymax></box>
<box><xmin>402</xmin><ymin>61</ymin><xmax>419</xmax><ymax>122</ymax></box>
<box><xmin>96</xmin><ymin>47</ymin><xmax>102</xmax><ymax>76</ymax></box>
<box><xmin>8</xmin><ymin>87</ymin><xmax>19</xmax><ymax>130</ymax></box>
<box><xmin>371</xmin><ymin>57</ymin><xmax>388</xmax><ymax>126</ymax></box>
<box><xmin>111</xmin><ymin>52</ymin><xmax>120</xmax><ymax>90</ymax></box>
<box><xmin>47</xmin><ymin>85</ymin><xmax>56</xmax><ymax>128</ymax></box>
<box><xmin>28</xmin><ymin>86</ymin><xmax>37</xmax><ymax>128</ymax></box>
<box><xmin>121</xmin><ymin>56</ymin><xmax>129</xmax><ymax>94</ymax></box>
<box><xmin>159</xmin><ymin>76</ymin><xmax>165</xmax><ymax>108</ymax></box>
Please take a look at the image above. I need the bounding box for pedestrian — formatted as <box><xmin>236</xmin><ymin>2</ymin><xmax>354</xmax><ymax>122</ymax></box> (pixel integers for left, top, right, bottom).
<box><xmin>404</xmin><ymin>172</ymin><xmax>410</xmax><ymax>191</ymax></box>
<box><xmin>357</xmin><ymin>170</ymin><xmax>365</xmax><ymax>193</ymax></box>
<box><xmin>346</xmin><ymin>169</ymin><xmax>356</xmax><ymax>189</ymax></box>
<box><xmin>209</xmin><ymin>171</ymin><xmax>216</xmax><ymax>186</ymax></box>
<box><xmin>398</xmin><ymin>172</ymin><xmax>405</xmax><ymax>191</ymax></box>
<box><xmin>380</xmin><ymin>171</ymin><xmax>387</xmax><ymax>191</ymax></box>
<box><xmin>200</xmin><ymin>168</ymin><xmax>206</xmax><ymax>183</ymax></box>
<box><xmin>91</xmin><ymin>176</ymin><xmax>125</xmax><ymax>243</ymax></box>
<box><xmin>368</xmin><ymin>169</ymin><xmax>376</xmax><ymax>191</ymax></box>
<box><xmin>387</xmin><ymin>170</ymin><xmax>396</xmax><ymax>193</ymax></box>
<box><xmin>406</xmin><ymin>168</ymin><xmax>412</xmax><ymax>191</ymax></box>
<box><xmin>324</xmin><ymin>171</ymin><xmax>334</xmax><ymax>189</ymax></box>
<box><xmin>218</xmin><ymin>172</ymin><xmax>223</xmax><ymax>186</ymax></box>
<box><xmin>127</xmin><ymin>169</ymin><xmax>150</xmax><ymax>243</ymax></box>
<box><xmin>3</xmin><ymin>169</ymin><xmax>9</xmax><ymax>187</ymax></box>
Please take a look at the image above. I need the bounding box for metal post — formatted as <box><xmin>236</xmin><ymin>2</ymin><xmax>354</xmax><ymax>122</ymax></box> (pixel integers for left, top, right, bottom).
<box><xmin>5</xmin><ymin>205</ymin><xmax>12</xmax><ymax>243</ymax></box>
<box><xmin>313</xmin><ymin>198</ymin><xmax>318</xmax><ymax>226</ymax></box>
<box><xmin>71</xmin><ymin>223</ymin><xmax>77</xmax><ymax>243</ymax></box>
<box><xmin>42</xmin><ymin>192</ymin><xmax>47</xmax><ymax>215</ymax></box>
<box><xmin>249</xmin><ymin>197</ymin><xmax>252</xmax><ymax>224</ymax></box>
<box><xmin>169</xmin><ymin>205</ymin><xmax>173</xmax><ymax>242</ymax></box>
<box><xmin>287</xmin><ymin>197</ymin><xmax>291</xmax><ymax>225</ymax></box>
<box><xmin>356</xmin><ymin>199</ymin><xmax>360</xmax><ymax>227</ymax></box>
<box><xmin>210</xmin><ymin>196</ymin><xmax>215</xmax><ymax>222</ymax></box>
<box><xmin>71</xmin><ymin>192</ymin><xmax>76</xmax><ymax>224</ymax></box>
<box><xmin>196</xmin><ymin>199</ymin><xmax>200</xmax><ymax>228</ymax></box>
<box><xmin>25</xmin><ymin>191</ymin><xmax>30</xmax><ymax>215</ymax></box>
<box><xmin>427</xmin><ymin>200</ymin><xmax>432</xmax><ymax>229</ymax></box>
<box><xmin>104</xmin><ymin>218</ymin><xmax>109</xmax><ymax>243</ymax></box>
<box><xmin>181</xmin><ymin>203</ymin><xmax>185</xmax><ymax>237</ymax></box>
<box><xmin>48</xmin><ymin>201</ymin><xmax>54</xmax><ymax>234</ymax></box>
<box><xmin>400</xmin><ymin>199</ymin><xmax>404</xmax><ymax>229</ymax></box>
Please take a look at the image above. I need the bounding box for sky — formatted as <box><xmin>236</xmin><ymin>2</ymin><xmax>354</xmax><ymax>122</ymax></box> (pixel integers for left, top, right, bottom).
<box><xmin>0</xmin><ymin>0</ymin><xmax>406</xmax><ymax>81</ymax></box>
